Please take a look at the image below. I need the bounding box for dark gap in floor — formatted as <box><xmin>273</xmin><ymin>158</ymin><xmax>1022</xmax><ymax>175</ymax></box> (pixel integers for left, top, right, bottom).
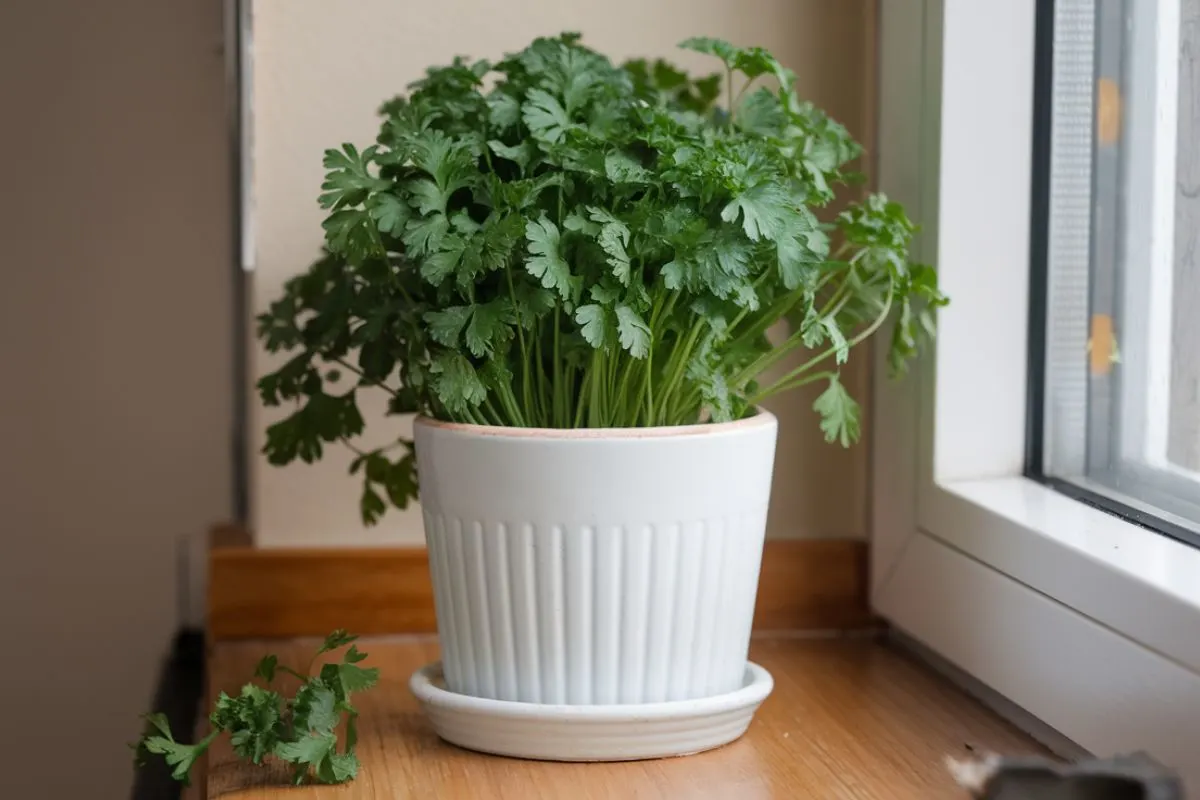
<box><xmin>131</xmin><ymin>628</ymin><xmax>206</xmax><ymax>800</ymax></box>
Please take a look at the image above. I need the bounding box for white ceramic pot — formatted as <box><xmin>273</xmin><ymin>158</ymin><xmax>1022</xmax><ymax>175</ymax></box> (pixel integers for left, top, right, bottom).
<box><xmin>414</xmin><ymin>411</ymin><xmax>778</xmax><ymax>706</ymax></box>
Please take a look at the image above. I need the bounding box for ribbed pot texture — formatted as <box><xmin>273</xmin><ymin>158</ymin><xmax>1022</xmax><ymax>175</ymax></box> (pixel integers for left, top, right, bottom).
<box><xmin>414</xmin><ymin>411</ymin><xmax>778</xmax><ymax>706</ymax></box>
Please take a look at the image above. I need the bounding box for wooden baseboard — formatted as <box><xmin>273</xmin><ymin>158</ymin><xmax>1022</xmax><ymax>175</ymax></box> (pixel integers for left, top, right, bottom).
<box><xmin>208</xmin><ymin>526</ymin><xmax>870</xmax><ymax>640</ymax></box>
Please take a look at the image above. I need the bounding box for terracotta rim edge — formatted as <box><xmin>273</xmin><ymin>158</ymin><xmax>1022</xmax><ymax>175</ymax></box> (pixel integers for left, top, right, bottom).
<box><xmin>414</xmin><ymin>408</ymin><xmax>777</xmax><ymax>440</ymax></box>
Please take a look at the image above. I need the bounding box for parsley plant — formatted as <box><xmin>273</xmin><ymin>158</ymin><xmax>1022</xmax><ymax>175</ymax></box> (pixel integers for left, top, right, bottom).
<box><xmin>135</xmin><ymin>631</ymin><xmax>378</xmax><ymax>787</ymax></box>
<box><xmin>256</xmin><ymin>34</ymin><xmax>947</xmax><ymax>525</ymax></box>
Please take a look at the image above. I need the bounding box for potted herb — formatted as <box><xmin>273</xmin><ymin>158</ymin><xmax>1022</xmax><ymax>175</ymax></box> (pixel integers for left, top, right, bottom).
<box><xmin>257</xmin><ymin>32</ymin><xmax>943</xmax><ymax>741</ymax></box>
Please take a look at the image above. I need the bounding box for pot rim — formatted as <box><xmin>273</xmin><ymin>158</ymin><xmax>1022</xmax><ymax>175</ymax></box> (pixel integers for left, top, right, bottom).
<box><xmin>414</xmin><ymin>407</ymin><xmax>776</xmax><ymax>440</ymax></box>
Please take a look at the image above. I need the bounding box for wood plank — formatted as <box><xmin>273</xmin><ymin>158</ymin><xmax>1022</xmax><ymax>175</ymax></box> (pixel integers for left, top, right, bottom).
<box><xmin>753</xmin><ymin>538</ymin><xmax>871</xmax><ymax>629</ymax></box>
<box><xmin>208</xmin><ymin>532</ymin><xmax>438</xmax><ymax>640</ymax></box>
<box><xmin>203</xmin><ymin>636</ymin><xmax>1048</xmax><ymax>799</ymax></box>
<box><xmin>208</xmin><ymin>531</ymin><xmax>871</xmax><ymax>640</ymax></box>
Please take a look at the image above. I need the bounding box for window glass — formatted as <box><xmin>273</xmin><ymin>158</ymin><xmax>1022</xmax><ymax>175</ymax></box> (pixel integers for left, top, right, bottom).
<box><xmin>1037</xmin><ymin>0</ymin><xmax>1200</xmax><ymax>543</ymax></box>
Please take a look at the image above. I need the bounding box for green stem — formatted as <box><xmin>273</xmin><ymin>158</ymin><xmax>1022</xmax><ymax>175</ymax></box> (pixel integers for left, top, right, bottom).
<box><xmin>533</xmin><ymin>321</ymin><xmax>548</xmax><ymax>426</ymax></box>
<box><xmin>748</xmin><ymin>370</ymin><xmax>835</xmax><ymax>405</ymax></box>
<box><xmin>824</xmin><ymin>289</ymin><xmax>852</xmax><ymax>320</ymax></box>
<box><xmin>574</xmin><ymin>366</ymin><xmax>590</xmax><ymax>428</ymax></box>
<box><xmin>612</xmin><ymin>362</ymin><xmax>630</xmax><ymax>425</ymax></box>
<box><xmin>606</xmin><ymin>341</ymin><xmax>619</xmax><ymax>425</ymax></box>
<box><xmin>643</xmin><ymin>350</ymin><xmax>655</xmax><ymax>425</ymax></box>
<box><xmin>333</xmin><ymin>357</ymin><xmax>400</xmax><ymax>398</ymax></box>
<box><xmin>367</xmin><ymin>225</ymin><xmax>413</xmax><ymax>306</ymax></box>
<box><xmin>278</xmin><ymin>665</ymin><xmax>307</xmax><ymax>682</ymax></box>
<box><xmin>641</xmin><ymin>291</ymin><xmax>671</xmax><ymax>425</ymax></box>
<box><xmin>669</xmin><ymin>387</ymin><xmax>702</xmax><ymax>424</ymax></box>
<box><xmin>731</xmin><ymin>325</ymin><xmax>809</xmax><ymax>387</ymax></box>
<box><xmin>552</xmin><ymin>309</ymin><xmax>563</xmax><ymax>426</ymax></box>
<box><xmin>492</xmin><ymin>380</ymin><xmax>526</xmax><ymax>427</ymax></box>
<box><xmin>564</xmin><ymin>362</ymin><xmax>578</xmax><ymax>426</ymax></box>
<box><xmin>722</xmin><ymin>266</ymin><xmax>854</xmax><ymax>381</ymax></box>
<box><xmin>751</xmin><ymin>284</ymin><xmax>895</xmax><ymax>399</ymax></box>
<box><xmin>503</xmin><ymin>265</ymin><xmax>534</xmax><ymax>417</ymax></box>
<box><xmin>817</xmin><ymin>269</ymin><xmax>858</xmax><ymax>318</ymax></box>
<box><xmin>731</xmin><ymin>76</ymin><xmax>757</xmax><ymax>123</ymax></box>
<box><xmin>656</xmin><ymin>321</ymin><xmax>705</xmax><ymax>424</ymax></box>
<box><xmin>589</xmin><ymin>350</ymin><xmax>605</xmax><ymax>426</ymax></box>
<box><xmin>725</xmin><ymin>272</ymin><xmax>773</xmax><ymax>334</ymax></box>
<box><xmin>726</xmin><ymin>67</ymin><xmax>735</xmax><ymax>128</ymax></box>
<box><xmin>483</xmin><ymin>396</ymin><xmax>505</xmax><ymax>426</ymax></box>
<box><xmin>724</xmin><ymin>285</ymin><xmax>806</xmax><ymax>356</ymax></box>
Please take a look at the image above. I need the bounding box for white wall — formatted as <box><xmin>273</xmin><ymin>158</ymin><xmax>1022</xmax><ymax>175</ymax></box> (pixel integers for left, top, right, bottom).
<box><xmin>0</xmin><ymin>2</ymin><xmax>232</xmax><ymax>797</ymax></box>
<box><xmin>250</xmin><ymin>0</ymin><xmax>875</xmax><ymax>547</ymax></box>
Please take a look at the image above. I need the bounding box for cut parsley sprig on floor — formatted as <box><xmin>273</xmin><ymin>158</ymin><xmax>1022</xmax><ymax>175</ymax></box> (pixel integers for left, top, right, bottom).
<box><xmin>134</xmin><ymin>630</ymin><xmax>378</xmax><ymax>787</ymax></box>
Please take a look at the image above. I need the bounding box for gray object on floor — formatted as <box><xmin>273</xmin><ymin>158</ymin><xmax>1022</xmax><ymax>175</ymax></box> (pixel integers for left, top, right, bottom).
<box><xmin>949</xmin><ymin>753</ymin><xmax>1183</xmax><ymax>800</ymax></box>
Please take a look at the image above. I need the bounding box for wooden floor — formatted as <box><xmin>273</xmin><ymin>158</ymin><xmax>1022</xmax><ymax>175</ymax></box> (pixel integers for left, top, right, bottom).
<box><xmin>203</xmin><ymin>635</ymin><xmax>1047</xmax><ymax>799</ymax></box>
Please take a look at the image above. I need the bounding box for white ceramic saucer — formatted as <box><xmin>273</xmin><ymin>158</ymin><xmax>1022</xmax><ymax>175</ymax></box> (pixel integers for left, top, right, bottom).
<box><xmin>409</xmin><ymin>661</ymin><xmax>773</xmax><ymax>762</ymax></box>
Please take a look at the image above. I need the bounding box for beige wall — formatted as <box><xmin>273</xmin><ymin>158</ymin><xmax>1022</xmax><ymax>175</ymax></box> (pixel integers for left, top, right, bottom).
<box><xmin>251</xmin><ymin>0</ymin><xmax>874</xmax><ymax>547</ymax></box>
<box><xmin>0</xmin><ymin>2</ymin><xmax>232</xmax><ymax>797</ymax></box>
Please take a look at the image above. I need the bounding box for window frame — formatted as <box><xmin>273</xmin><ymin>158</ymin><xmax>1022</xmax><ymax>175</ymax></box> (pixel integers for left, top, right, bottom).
<box><xmin>1026</xmin><ymin>0</ymin><xmax>1200</xmax><ymax>547</ymax></box>
<box><xmin>872</xmin><ymin>0</ymin><xmax>1200</xmax><ymax>782</ymax></box>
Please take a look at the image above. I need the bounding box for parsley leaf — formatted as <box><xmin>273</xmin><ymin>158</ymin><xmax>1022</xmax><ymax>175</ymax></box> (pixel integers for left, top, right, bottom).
<box><xmin>254</xmin><ymin>655</ymin><xmax>278</xmax><ymax>683</ymax></box>
<box><xmin>360</xmin><ymin>485</ymin><xmax>386</xmax><ymax>526</ymax></box>
<box><xmin>136</xmin><ymin>714</ymin><xmax>217</xmax><ymax>787</ymax></box>
<box><xmin>813</xmin><ymin>375</ymin><xmax>861</xmax><ymax>446</ymax></box>
<box><xmin>678</xmin><ymin>36</ymin><xmax>740</xmax><ymax>65</ymax></box>
<box><xmin>330</xmin><ymin>752</ymin><xmax>361</xmax><ymax>782</ymax></box>
<box><xmin>687</xmin><ymin>348</ymin><xmax>734</xmax><ymax>423</ymax></box>
<box><xmin>322</xmin><ymin>660</ymin><xmax>381</xmax><ymax>694</ymax></box>
<box><xmin>368</xmin><ymin>193</ymin><xmax>409</xmax><ymax>236</ymax></box>
<box><xmin>604</xmin><ymin>151</ymin><xmax>651</xmax><ymax>184</ymax></box>
<box><xmin>464</xmin><ymin>299</ymin><xmax>516</xmax><ymax>358</ymax></box>
<box><xmin>523</xmin><ymin>88</ymin><xmax>572</xmax><ymax>144</ymax></box>
<box><xmin>488</xmin><ymin>92</ymin><xmax>521</xmax><ymax>129</ymax></box>
<box><xmin>291</xmin><ymin>683</ymin><xmax>339</xmax><ymax>734</ymax></box>
<box><xmin>405</xmin><ymin>213</ymin><xmax>450</xmax><ymax>258</ymax></box>
<box><xmin>323</xmin><ymin>209</ymin><xmax>378</xmax><ymax>262</ymax></box>
<box><xmin>822</xmin><ymin>317</ymin><xmax>850</xmax><ymax>365</ymax></box>
<box><xmin>615</xmin><ymin>305</ymin><xmax>651</xmax><ymax>358</ymax></box>
<box><xmin>588</xmin><ymin>207</ymin><xmax>632</xmax><ymax>285</ymax></box>
<box><xmin>488</xmin><ymin>139</ymin><xmax>535</xmax><ymax>173</ymax></box>
<box><xmin>524</xmin><ymin>217</ymin><xmax>573</xmax><ymax>300</ymax></box>
<box><xmin>275</xmin><ymin>732</ymin><xmax>336</xmax><ymax>778</ymax></box>
<box><xmin>575</xmin><ymin>303</ymin><xmax>609</xmax><ymax>348</ymax></box>
<box><xmin>424</xmin><ymin>306</ymin><xmax>472</xmax><ymax>348</ymax></box>
<box><xmin>430</xmin><ymin>352</ymin><xmax>488</xmax><ymax>415</ymax></box>
<box><xmin>319</xmin><ymin>144</ymin><xmax>389</xmax><ymax>211</ymax></box>
<box><xmin>318</xmin><ymin>629</ymin><xmax>358</xmax><ymax>655</ymax></box>
<box><xmin>210</xmin><ymin>685</ymin><xmax>286</xmax><ymax>764</ymax></box>
<box><xmin>720</xmin><ymin>183</ymin><xmax>791</xmax><ymax>242</ymax></box>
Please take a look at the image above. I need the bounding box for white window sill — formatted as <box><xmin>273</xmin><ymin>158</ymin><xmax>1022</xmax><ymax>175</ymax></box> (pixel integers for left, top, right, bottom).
<box><xmin>923</xmin><ymin>476</ymin><xmax>1200</xmax><ymax>673</ymax></box>
<box><xmin>874</xmin><ymin>0</ymin><xmax>1200</xmax><ymax>778</ymax></box>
